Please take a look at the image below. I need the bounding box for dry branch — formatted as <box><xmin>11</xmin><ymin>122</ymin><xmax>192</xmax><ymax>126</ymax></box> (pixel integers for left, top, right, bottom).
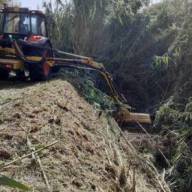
<box><xmin>0</xmin><ymin>141</ymin><xmax>58</xmax><ymax>170</ymax></box>
<box><xmin>27</xmin><ymin>137</ymin><xmax>52</xmax><ymax>192</ymax></box>
<box><xmin>107</xmin><ymin>117</ymin><xmax>171</xmax><ymax>192</ymax></box>
<box><xmin>136</xmin><ymin>121</ymin><xmax>171</xmax><ymax>167</ymax></box>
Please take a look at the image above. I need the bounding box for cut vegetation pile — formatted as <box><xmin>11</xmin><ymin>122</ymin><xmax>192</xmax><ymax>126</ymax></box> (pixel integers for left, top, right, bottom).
<box><xmin>0</xmin><ymin>79</ymin><xmax>170</xmax><ymax>192</ymax></box>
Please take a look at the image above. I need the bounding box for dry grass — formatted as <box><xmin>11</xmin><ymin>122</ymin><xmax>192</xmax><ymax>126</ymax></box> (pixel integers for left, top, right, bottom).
<box><xmin>0</xmin><ymin>79</ymin><xmax>170</xmax><ymax>192</ymax></box>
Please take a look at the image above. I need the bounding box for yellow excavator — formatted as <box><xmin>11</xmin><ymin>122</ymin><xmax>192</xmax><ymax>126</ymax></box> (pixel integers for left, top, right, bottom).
<box><xmin>0</xmin><ymin>6</ymin><xmax>151</xmax><ymax>125</ymax></box>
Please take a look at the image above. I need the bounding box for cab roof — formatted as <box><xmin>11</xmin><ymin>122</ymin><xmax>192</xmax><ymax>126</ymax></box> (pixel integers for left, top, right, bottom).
<box><xmin>0</xmin><ymin>6</ymin><xmax>45</xmax><ymax>16</ymax></box>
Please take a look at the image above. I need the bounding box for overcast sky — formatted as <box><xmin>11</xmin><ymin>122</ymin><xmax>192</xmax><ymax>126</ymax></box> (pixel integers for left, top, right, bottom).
<box><xmin>13</xmin><ymin>0</ymin><xmax>162</xmax><ymax>10</ymax></box>
<box><xmin>21</xmin><ymin>0</ymin><xmax>44</xmax><ymax>9</ymax></box>
<box><xmin>12</xmin><ymin>0</ymin><xmax>45</xmax><ymax>10</ymax></box>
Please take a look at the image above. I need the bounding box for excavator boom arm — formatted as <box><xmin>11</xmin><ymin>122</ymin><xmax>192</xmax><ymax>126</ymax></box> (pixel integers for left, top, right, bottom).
<box><xmin>48</xmin><ymin>57</ymin><xmax>123</xmax><ymax>104</ymax></box>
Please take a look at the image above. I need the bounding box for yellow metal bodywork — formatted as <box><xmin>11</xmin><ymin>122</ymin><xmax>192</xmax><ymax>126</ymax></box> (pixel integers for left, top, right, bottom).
<box><xmin>0</xmin><ymin>47</ymin><xmax>16</xmax><ymax>55</ymax></box>
<box><xmin>0</xmin><ymin>56</ymin><xmax>54</xmax><ymax>70</ymax></box>
<box><xmin>0</xmin><ymin>47</ymin><xmax>23</xmax><ymax>69</ymax></box>
<box><xmin>0</xmin><ymin>46</ymin><xmax>54</xmax><ymax>70</ymax></box>
<box><xmin>0</xmin><ymin>58</ymin><xmax>23</xmax><ymax>70</ymax></box>
<box><xmin>26</xmin><ymin>56</ymin><xmax>42</xmax><ymax>62</ymax></box>
<box><xmin>115</xmin><ymin>106</ymin><xmax>152</xmax><ymax>124</ymax></box>
<box><xmin>27</xmin><ymin>56</ymin><xmax>55</xmax><ymax>67</ymax></box>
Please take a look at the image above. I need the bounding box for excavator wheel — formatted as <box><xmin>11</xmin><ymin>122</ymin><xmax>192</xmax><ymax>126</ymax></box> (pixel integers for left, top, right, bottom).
<box><xmin>29</xmin><ymin>58</ymin><xmax>50</xmax><ymax>81</ymax></box>
<box><xmin>0</xmin><ymin>68</ymin><xmax>9</xmax><ymax>80</ymax></box>
<box><xmin>28</xmin><ymin>43</ymin><xmax>52</xmax><ymax>81</ymax></box>
<box><xmin>16</xmin><ymin>70</ymin><xmax>26</xmax><ymax>81</ymax></box>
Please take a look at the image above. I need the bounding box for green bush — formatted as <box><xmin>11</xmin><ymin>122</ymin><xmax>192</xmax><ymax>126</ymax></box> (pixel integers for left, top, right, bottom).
<box><xmin>58</xmin><ymin>69</ymin><xmax>116</xmax><ymax>111</ymax></box>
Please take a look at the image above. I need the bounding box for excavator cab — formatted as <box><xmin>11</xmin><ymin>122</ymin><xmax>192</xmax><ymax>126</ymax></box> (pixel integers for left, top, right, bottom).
<box><xmin>0</xmin><ymin>7</ymin><xmax>47</xmax><ymax>39</ymax></box>
<box><xmin>0</xmin><ymin>6</ymin><xmax>53</xmax><ymax>81</ymax></box>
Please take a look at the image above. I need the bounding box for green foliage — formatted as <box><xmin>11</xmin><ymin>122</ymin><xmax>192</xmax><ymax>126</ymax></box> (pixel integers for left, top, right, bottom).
<box><xmin>44</xmin><ymin>0</ymin><xmax>109</xmax><ymax>55</ymax></box>
<box><xmin>153</xmin><ymin>54</ymin><xmax>170</xmax><ymax>69</ymax></box>
<box><xmin>155</xmin><ymin>106</ymin><xmax>192</xmax><ymax>130</ymax></box>
<box><xmin>0</xmin><ymin>175</ymin><xmax>30</xmax><ymax>191</ymax></box>
<box><xmin>185</xmin><ymin>99</ymin><xmax>192</xmax><ymax>112</ymax></box>
<box><xmin>155</xmin><ymin>98</ymin><xmax>192</xmax><ymax>191</ymax></box>
<box><xmin>43</xmin><ymin>1</ymin><xmax>74</xmax><ymax>51</ymax></box>
<box><xmin>58</xmin><ymin>69</ymin><xmax>116</xmax><ymax>110</ymax></box>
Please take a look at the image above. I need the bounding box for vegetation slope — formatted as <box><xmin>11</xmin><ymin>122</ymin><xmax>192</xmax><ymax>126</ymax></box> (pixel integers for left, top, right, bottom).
<box><xmin>43</xmin><ymin>0</ymin><xmax>192</xmax><ymax>191</ymax></box>
<box><xmin>0</xmin><ymin>79</ymin><xmax>169</xmax><ymax>192</ymax></box>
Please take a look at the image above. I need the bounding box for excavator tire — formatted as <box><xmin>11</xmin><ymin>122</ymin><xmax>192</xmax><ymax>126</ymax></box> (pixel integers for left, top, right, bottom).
<box><xmin>28</xmin><ymin>42</ymin><xmax>52</xmax><ymax>81</ymax></box>
<box><xmin>29</xmin><ymin>58</ymin><xmax>50</xmax><ymax>81</ymax></box>
<box><xmin>0</xmin><ymin>68</ymin><xmax>9</xmax><ymax>80</ymax></box>
<box><xmin>16</xmin><ymin>70</ymin><xmax>26</xmax><ymax>81</ymax></box>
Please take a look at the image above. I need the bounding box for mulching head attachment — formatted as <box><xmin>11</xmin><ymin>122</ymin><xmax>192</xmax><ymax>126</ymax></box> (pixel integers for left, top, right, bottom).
<box><xmin>114</xmin><ymin>105</ymin><xmax>152</xmax><ymax>125</ymax></box>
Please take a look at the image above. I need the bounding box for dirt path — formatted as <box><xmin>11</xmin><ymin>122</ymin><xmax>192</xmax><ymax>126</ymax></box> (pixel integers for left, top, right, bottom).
<box><xmin>0</xmin><ymin>79</ymin><xmax>169</xmax><ymax>192</ymax></box>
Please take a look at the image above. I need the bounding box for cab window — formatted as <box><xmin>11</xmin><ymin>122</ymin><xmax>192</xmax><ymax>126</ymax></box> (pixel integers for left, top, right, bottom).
<box><xmin>31</xmin><ymin>15</ymin><xmax>46</xmax><ymax>36</ymax></box>
<box><xmin>4</xmin><ymin>13</ymin><xmax>30</xmax><ymax>34</ymax></box>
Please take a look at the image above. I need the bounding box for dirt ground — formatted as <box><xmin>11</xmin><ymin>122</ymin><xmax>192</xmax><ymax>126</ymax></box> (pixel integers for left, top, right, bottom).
<box><xmin>0</xmin><ymin>79</ymin><xmax>169</xmax><ymax>192</ymax></box>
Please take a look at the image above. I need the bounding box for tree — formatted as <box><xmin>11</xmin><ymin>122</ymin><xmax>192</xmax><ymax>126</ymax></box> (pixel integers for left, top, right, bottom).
<box><xmin>72</xmin><ymin>0</ymin><xmax>108</xmax><ymax>55</ymax></box>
